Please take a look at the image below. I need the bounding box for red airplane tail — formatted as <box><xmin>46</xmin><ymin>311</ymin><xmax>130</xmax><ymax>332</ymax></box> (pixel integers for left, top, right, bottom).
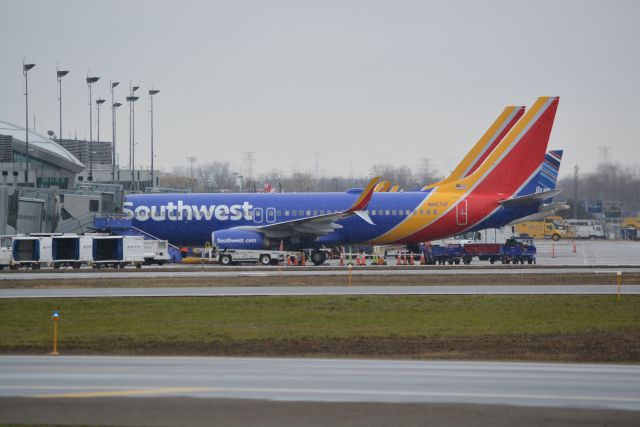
<box><xmin>459</xmin><ymin>97</ymin><xmax>559</xmax><ymax>197</ymax></box>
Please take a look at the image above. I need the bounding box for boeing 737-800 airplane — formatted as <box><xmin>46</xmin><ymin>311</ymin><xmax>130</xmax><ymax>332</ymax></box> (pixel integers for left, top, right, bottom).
<box><xmin>124</xmin><ymin>96</ymin><xmax>560</xmax><ymax>265</ymax></box>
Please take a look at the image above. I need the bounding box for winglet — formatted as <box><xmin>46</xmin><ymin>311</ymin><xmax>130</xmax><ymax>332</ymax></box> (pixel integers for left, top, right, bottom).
<box><xmin>354</xmin><ymin>210</ymin><xmax>375</xmax><ymax>225</ymax></box>
<box><xmin>348</xmin><ymin>176</ymin><xmax>380</xmax><ymax>212</ymax></box>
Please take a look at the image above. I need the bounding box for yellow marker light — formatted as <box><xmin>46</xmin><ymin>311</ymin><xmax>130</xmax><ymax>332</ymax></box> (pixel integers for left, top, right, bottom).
<box><xmin>617</xmin><ymin>271</ymin><xmax>622</xmax><ymax>302</ymax></box>
<box><xmin>51</xmin><ymin>310</ymin><xmax>60</xmax><ymax>355</ymax></box>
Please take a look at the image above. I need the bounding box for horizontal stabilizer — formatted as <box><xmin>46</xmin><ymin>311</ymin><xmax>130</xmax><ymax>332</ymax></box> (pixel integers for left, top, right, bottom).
<box><xmin>508</xmin><ymin>202</ymin><xmax>570</xmax><ymax>224</ymax></box>
<box><xmin>500</xmin><ymin>189</ymin><xmax>561</xmax><ymax>207</ymax></box>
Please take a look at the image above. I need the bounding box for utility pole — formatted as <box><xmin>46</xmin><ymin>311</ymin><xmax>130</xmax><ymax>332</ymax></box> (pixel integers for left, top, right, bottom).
<box><xmin>187</xmin><ymin>156</ymin><xmax>197</xmax><ymax>181</ymax></box>
<box><xmin>573</xmin><ymin>165</ymin><xmax>579</xmax><ymax>219</ymax></box>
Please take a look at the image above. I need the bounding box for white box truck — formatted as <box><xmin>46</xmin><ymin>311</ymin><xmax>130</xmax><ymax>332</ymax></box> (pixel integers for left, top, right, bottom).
<box><xmin>565</xmin><ymin>220</ymin><xmax>606</xmax><ymax>239</ymax></box>
<box><xmin>0</xmin><ymin>236</ymin><xmax>13</xmax><ymax>270</ymax></box>
<box><xmin>143</xmin><ymin>239</ymin><xmax>171</xmax><ymax>265</ymax></box>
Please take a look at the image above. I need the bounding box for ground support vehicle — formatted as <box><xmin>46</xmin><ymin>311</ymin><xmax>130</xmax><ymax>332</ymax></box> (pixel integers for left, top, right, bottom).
<box><xmin>10</xmin><ymin>235</ymin><xmax>52</xmax><ymax>269</ymax></box>
<box><xmin>51</xmin><ymin>235</ymin><xmax>93</xmax><ymax>269</ymax></box>
<box><xmin>515</xmin><ymin>219</ymin><xmax>566</xmax><ymax>241</ymax></box>
<box><xmin>499</xmin><ymin>238</ymin><xmax>536</xmax><ymax>264</ymax></box>
<box><xmin>143</xmin><ymin>240</ymin><xmax>171</xmax><ymax>265</ymax></box>
<box><xmin>90</xmin><ymin>235</ymin><xmax>144</xmax><ymax>269</ymax></box>
<box><xmin>565</xmin><ymin>219</ymin><xmax>606</xmax><ymax>239</ymax></box>
<box><xmin>0</xmin><ymin>236</ymin><xmax>12</xmax><ymax>270</ymax></box>
<box><xmin>463</xmin><ymin>243</ymin><xmax>502</xmax><ymax>264</ymax></box>
<box><xmin>214</xmin><ymin>248</ymin><xmax>290</xmax><ymax>266</ymax></box>
<box><xmin>429</xmin><ymin>244</ymin><xmax>464</xmax><ymax>265</ymax></box>
<box><xmin>620</xmin><ymin>217</ymin><xmax>640</xmax><ymax>240</ymax></box>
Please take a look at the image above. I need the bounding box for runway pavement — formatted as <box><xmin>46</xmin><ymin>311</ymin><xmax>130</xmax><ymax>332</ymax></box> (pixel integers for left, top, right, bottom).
<box><xmin>1</xmin><ymin>356</ymin><xmax>639</xmax><ymax>411</ymax></box>
<box><xmin>1</xmin><ymin>284</ymin><xmax>639</xmax><ymax>298</ymax></box>
<box><xmin>1</xmin><ymin>266</ymin><xmax>640</xmax><ymax>281</ymax></box>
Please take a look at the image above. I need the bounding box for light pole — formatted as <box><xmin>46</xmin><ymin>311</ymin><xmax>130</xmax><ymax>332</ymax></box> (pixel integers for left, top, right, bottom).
<box><xmin>110</xmin><ymin>81</ymin><xmax>120</xmax><ymax>183</ymax></box>
<box><xmin>86</xmin><ymin>75</ymin><xmax>100</xmax><ymax>181</ymax></box>
<box><xmin>127</xmin><ymin>86</ymin><xmax>139</xmax><ymax>188</ymax></box>
<box><xmin>56</xmin><ymin>69</ymin><xmax>69</xmax><ymax>140</ymax></box>
<box><xmin>96</xmin><ymin>98</ymin><xmax>105</xmax><ymax>143</ymax></box>
<box><xmin>148</xmin><ymin>89</ymin><xmax>160</xmax><ymax>188</ymax></box>
<box><xmin>112</xmin><ymin>102</ymin><xmax>121</xmax><ymax>182</ymax></box>
<box><xmin>23</xmin><ymin>62</ymin><xmax>35</xmax><ymax>185</ymax></box>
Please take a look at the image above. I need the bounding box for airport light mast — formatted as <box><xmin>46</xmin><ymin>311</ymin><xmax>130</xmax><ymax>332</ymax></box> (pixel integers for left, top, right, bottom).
<box><xmin>86</xmin><ymin>75</ymin><xmax>100</xmax><ymax>181</ymax></box>
<box><xmin>127</xmin><ymin>85</ymin><xmax>140</xmax><ymax>189</ymax></box>
<box><xmin>56</xmin><ymin>69</ymin><xmax>69</xmax><ymax>140</ymax></box>
<box><xmin>96</xmin><ymin>98</ymin><xmax>105</xmax><ymax>143</ymax></box>
<box><xmin>149</xmin><ymin>89</ymin><xmax>160</xmax><ymax>188</ymax></box>
<box><xmin>111</xmin><ymin>81</ymin><xmax>120</xmax><ymax>183</ymax></box>
<box><xmin>23</xmin><ymin>62</ymin><xmax>35</xmax><ymax>185</ymax></box>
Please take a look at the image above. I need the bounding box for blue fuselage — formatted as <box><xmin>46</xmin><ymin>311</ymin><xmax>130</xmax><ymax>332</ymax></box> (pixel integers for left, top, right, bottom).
<box><xmin>124</xmin><ymin>191</ymin><xmax>540</xmax><ymax>247</ymax></box>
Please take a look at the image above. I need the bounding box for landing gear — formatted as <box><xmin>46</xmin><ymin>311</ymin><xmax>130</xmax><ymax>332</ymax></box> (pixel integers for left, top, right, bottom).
<box><xmin>310</xmin><ymin>249</ymin><xmax>327</xmax><ymax>266</ymax></box>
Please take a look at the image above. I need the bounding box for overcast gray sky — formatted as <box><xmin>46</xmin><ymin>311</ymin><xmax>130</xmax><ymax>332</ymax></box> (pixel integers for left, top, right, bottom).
<box><xmin>1</xmin><ymin>0</ymin><xmax>639</xmax><ymax>179</ymax></box>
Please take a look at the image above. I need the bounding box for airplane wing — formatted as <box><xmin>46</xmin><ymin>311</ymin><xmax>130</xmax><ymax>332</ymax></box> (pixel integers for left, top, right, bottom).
<box><xmin>235</xmin><ymin>177</ymin><xmax>380</xmax><ymax>239</ymax></box>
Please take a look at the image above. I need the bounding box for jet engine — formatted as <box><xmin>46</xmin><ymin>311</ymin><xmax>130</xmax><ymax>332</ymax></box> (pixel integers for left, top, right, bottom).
<box><xmin>211</xmin><ymin>228</ymin><xmax>268</xmax><ymax>250</ymax></box>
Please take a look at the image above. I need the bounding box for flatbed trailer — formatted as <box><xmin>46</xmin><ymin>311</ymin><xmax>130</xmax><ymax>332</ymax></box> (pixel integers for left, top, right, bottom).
<box><xmin>427</xmin><ymin>244</ymin><xmax>464</xmax><ymax>265</ymax></box>
<box><xmin>462</xmin><ymin>243</ymin><xmax>502</xmax><ymax>264</ymax></box>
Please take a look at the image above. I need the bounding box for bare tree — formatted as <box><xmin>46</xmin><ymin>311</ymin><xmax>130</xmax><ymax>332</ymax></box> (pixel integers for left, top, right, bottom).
<box><xmin>196</xmin><ymin>161</ymin><xmax>236</xmax><ymax>192</ymax></box>
<box><xmin>371</xmin><ymin>163</ymin><xmax>416</xmax><ymax>190</ymax></box>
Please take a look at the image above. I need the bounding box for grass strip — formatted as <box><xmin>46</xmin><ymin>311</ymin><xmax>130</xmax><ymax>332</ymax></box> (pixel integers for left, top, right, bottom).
<box><xmin>1</xmin><ymin>295</ymin><xmax>639</xmax><ymax>362</ymax></box>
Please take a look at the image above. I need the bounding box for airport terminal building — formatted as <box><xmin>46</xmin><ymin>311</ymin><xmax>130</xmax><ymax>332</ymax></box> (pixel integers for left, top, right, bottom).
<box><xmin>0</xmin><ymin>120</ymin><xmax>84</xmax><ymax>188</ymax></box>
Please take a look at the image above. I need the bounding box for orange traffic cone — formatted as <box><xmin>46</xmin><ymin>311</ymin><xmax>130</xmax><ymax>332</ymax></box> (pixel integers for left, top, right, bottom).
<box><xmin>287</xmin><ymin>255</ymin><xmax>292</xmax><ymax>266</ymax></box>
<box><xmin>402</xmin><ymin>254</ymin><xmax>407</xmax><ymax>265</ymax></box>
<box><xmin>396</xmin><ymin>255</ymin><xmax>401</xmax><ymax>265</ymax></box>
<box><xmin>300</xmin><ymin>252</ymin><xmax>306</xmax><ymax>266</ymax></box>
<box><xmin>408</xmin><ymin>254</ymin><xmax>414</xmax><ymax>265</ymax></box>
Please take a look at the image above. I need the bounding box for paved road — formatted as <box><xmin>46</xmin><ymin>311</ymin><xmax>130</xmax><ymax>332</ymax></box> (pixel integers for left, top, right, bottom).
<box><xmin>1</xmin><ymin>266</ymin><xmax>639</xmax><ymax>281</ymax></box>
<box><xmin>1</xmin><ymin>284</ymin><xmax>639</xmax><ymax>298</ymax></box>
<box><xmin>1</xmin><ymin>356</ymin><xmax>639</xmax><ymax>411</ymax></box>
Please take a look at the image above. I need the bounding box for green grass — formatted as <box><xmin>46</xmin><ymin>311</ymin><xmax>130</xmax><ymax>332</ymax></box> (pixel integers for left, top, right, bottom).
<box><xmin>1</xmin><ymin>296</ymin><xmax>639</xmax><ymax>350</ymax></box>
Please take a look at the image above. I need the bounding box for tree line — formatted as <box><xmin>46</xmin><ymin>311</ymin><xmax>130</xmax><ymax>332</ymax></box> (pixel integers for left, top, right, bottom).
<box><xmin>159</xmin><ymin>158</ymin><xmax>441</xmax><ymax>193</ymax></box>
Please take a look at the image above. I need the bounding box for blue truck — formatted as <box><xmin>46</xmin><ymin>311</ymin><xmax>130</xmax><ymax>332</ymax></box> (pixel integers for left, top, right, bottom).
<box><xmin>423</xmin><ymin>238</ymin><xmax>536</xmax><ymax>265</ymax></box>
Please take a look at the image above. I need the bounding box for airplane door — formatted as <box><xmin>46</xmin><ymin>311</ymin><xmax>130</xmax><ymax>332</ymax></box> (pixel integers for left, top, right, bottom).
<box><xmin>456</xmin><ymin>200</ymin><xmax>468</xmax><ymax>226</ymax></box>
<box><xmin>266</xmin><ymin>207</ymin><xmax>276</xmax><ymax>223</ymax></box>
<box><xmin>253</xmin><ymin>208</ymin><xmax>263</xmax><ymax>224</ymax></box>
